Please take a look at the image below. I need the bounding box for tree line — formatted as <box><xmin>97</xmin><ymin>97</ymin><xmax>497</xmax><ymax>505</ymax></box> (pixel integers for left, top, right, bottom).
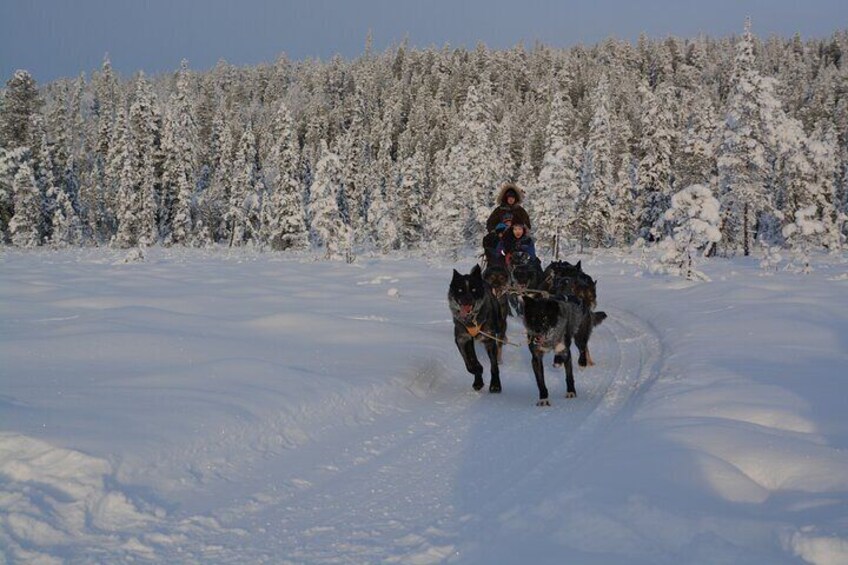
<box><xmin>1</xmin><ymin>22</ymin><xmax>846</xmax><ymax>259</ymax></box>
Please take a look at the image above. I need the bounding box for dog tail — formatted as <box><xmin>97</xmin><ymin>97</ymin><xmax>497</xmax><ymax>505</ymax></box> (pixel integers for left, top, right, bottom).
<box><xmin>593</xmin><ymin>311</ymin><xmax>607</xmax><ymax>327</ymax></box>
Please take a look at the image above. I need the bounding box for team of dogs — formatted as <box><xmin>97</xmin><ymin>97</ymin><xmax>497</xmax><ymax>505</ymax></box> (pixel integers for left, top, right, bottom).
<box><xmin>448</xmin><ymin>256</ymin><xmax>607</xmax><ymax>406</ymax></box>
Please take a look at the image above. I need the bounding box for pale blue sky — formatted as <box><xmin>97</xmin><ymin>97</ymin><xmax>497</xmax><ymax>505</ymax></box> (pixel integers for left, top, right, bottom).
<box><xmin>2</xmin><ymin>0</ymin><xmax>846</xmax><ymax>83</ymax></box>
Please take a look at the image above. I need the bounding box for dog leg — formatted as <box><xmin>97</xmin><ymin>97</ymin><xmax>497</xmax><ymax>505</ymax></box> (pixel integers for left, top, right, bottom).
<box><xmin>563</xmin><ymin>346</ymin><xmax>576</xmax><ymax>398</ymax></box>
<box><xmin>576</xmin><ymin>316</ymin><xmax>593</xmax><ymax>368</ymax></box>
<box><xmin>585</xmin><ymin>347</ymin><xmax>595</xmax><ymax>367</ymax></box>
<box><xmin>457</xmin><ymin>336</ymin><xmax>484</xmax><ymax>391</ymax></box>
<box><xmin>484</xmin><ymin>338</ymin><xmax>502</xmax><ymax>393</ymax></box>
<box><xmin>530</xmin><ymin>346</ymin><xmax>550</xmax><ymax>406</ymax></box>
<box><xmin>562</xmin><ymin>336</ymin><xmax>577</xmax><ymax>398</ymax></box>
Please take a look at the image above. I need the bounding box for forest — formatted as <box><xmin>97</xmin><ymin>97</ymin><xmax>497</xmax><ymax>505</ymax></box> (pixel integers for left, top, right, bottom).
<box><xmin>1</xmin><ymin>21</ymin><xmax>846</xmax><ymax>263</ymax></box>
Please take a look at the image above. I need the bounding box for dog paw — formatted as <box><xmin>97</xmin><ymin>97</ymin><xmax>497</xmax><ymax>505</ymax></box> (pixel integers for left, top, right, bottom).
<box><xmin>489</xmin><ymin>383</ymin><xmax>502</xmax><ymax>393</ymax></box>
<box><xmin>553</xmin><ymin>354</ymin><xmax>564</xmax><ymax>368</ymax></box>
<box><xmin>472</xmin><ymin>379</ymin><xmax>485</xmax><ymax>391</ymax></box>
<box><xmin>565</xmin><ymin>391</ymin><xmax>577</xmax><ymax>399</ymax></box>
<box><xmin>536</xmin><ymin>399</ymin><xmax>551</xmax><ymax>407</ymax></box>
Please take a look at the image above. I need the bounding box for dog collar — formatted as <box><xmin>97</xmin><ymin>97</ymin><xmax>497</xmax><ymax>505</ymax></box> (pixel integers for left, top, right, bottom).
<box><xmin>466</xmin><ymin>324</ymin><xmax>482</xmax><ymax>337</ymax></box>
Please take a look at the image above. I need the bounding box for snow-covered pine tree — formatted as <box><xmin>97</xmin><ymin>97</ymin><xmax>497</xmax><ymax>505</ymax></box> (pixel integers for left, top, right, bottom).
<box><xmin>657</xmin><ymin>184</ymin><xmax>721</xmax><ymax>280</ymax></box>
<box><xmin>104</xmin><ymin>105</ymin><xmax>129</xmax><ymax>243</ymax></box>
<box><xmin>396</xmin><ymin>149</ymin><xmax>426</xmax><ymax>249</ymax></box>
<box><xmin>112</xmin><ymin>109</ymin><xmax>139</xmax><ymax>248</ymax></box>
<box><xmin>49</xmin><ymin>165</ymin><xmax>82</xmax><ymax>247</ymax></box>
<box><xmin>717</xmin><ymin>19</ymin><xmax>777</xmax><ymax>256</ymax></box>
<box><xmin>676</xmin><ymin>85</ymin><xmax>719</xmax><ymax>190</ymax></box>
<box><xmin>610</xmin><ymin>151</ymin><xmax>636</xmax><ymax>246</ymax></box>
<box><xmin>368</xmin><ymin>116</ymin><xmax>401</xmax><ymax>252</ymax></box>
<box><xmin>161</xmin><ymin>60</ymin><xmax>199</xmax><ymax>246</ymax></box>
<box><xmin>580</xmin><ymin>74</ymin><xmax>615</xmax><ymax>247</ymax></box>
<box><xmin>806</xmin><ymin>121</ymin><xmax>843</xmax><ymax>251</ymax></box>
<box><xmin>308</xmin><ymin>140</ymin><xmax>351</xmax><ymax>259</ymax></box>
<box><xmin>636</xmin><ymin>82</ymin><xmax>675</xmax><ymax>241</ymax></box>
<box><xmin>782</xmin><ymin>205</ymin><xmax>825</xmax><ymax>273</ymax></box>
<box><xmin>532</xmin><ymin>91</ymin><xmax>581</xmax><ymax>254</ymax></box>
<box><xmin>438</xmin><ymin>80</ymin><xmax>501</xmax><ymax>243</ymax></box>
<box><xmin>9</xmin><ymin>158</ymin><xmax>43</xmax><ymax>247</ymax></box>
<box><xmin>126</xmin><ymin>73</ymin><xmax>160</xmax><ymax>246</ymax></box>
<box><xmin>228</xmin><ymin>122</ymin><xmax>263</xmax><ymax>246</ymax></box>
<box><xmin>0</xmin><ymin>147</ymin><xmax>27</xmax><ymax>239</ymax></box>
<box><xmin>1</xmin><ymin>70</ymin><xmax>42</xmax><ymax>151</ymax></box>
<box><xmin>199</xmin><ymin>107</ymin><xmax>236</xmax><ymax>243</ymax></box>
<box><xmin>261</xmin><ymin>102</ymin><xmax>309</xmax><ymax>251</ymax></box>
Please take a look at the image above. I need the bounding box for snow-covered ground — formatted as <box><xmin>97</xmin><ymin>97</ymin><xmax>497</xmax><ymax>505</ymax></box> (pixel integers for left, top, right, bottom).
<box><xmin>1</xmin><ymin>247</ymin><xmax>847</xmax><ymax>564</ymax></box>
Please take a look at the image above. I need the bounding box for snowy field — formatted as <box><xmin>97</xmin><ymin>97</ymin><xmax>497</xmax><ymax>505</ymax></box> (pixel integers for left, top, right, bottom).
<box><xmin>1</xmin><ymin>247</ymin><xmax>847</xmax><ymax>564</ymax></box>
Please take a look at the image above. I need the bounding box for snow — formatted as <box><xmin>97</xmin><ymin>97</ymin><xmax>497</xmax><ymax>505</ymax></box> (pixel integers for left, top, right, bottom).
<box><xmin>1</xmin><ymin>247</ymin><xmax>847</xmax><ymax>563</ymax></box>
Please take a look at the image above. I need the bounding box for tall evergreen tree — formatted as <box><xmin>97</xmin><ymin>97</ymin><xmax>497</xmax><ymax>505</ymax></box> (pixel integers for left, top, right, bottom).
<box><xmin>532</xmin><ymin>91</ymin><xmax>581</xmax><ymax>253</ymax></box>
<box><xmin>580</xmin><ymin>74</ymin><xmax>615</xmax><ymax>247</ymax></box>
<box><xmin>1</xmin><ymin>70</ymin><xmax>42</xmax><ymax>151</ymax></box>
<box><xmin>261</xmin><ymin>102</ymin><xmax>309</xmax><ymax>250</ymax></box>
<box><xmin>636</xmin><ymin>82</ymin><xmax>675</xmax><ymax>240</ymax></box>
<box><xmin>9</xmin><ymin>158</ymin><xmax>43</xmax><ymax>247</ymax></box>
<box><xmin>308</xmin><ymin>140</ymin><xmax>351</xmax><ymax>259</ymax></box>
<box><xmin>161</xmin><ymin>60</ymin><xmax>199</xmax><ymax>245</ymax></box>
<box><xmin>228</xmin><ymin>122</ymin><xmax>264</xmax><ymax>246</ymax></box>
<box><xmin>717</xmin><ymin>19</ymin><xmax>777</xmax><ymax>256</ymax></box>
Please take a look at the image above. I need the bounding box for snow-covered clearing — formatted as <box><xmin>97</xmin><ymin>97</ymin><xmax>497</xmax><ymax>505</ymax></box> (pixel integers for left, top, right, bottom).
<box><xmin>1</xmin><ymin>248</ymin><xmax>847</xmax><ymax>564</ymax></box>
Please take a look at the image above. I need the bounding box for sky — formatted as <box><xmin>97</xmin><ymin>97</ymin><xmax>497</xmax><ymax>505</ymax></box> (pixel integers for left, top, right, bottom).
<box><xmin>1</xmin><ymin>0</ymin><xmax>846</xmax><ymax>84</ymax></box>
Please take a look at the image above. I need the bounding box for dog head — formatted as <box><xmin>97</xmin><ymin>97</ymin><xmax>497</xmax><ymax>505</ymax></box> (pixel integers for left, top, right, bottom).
<box><xmin>510</xmin><ymin>252</ymin><xmax>542</xmax><ymax>289</ymax></box>
<box><xmin>482</xmin><ymin>265</ymin><xmax>510</xmax><ymax>298</ymax></box>
<box><xmin>543</xmin><ymin>261</ymin><xmax>597</xmax><ymax>309</ymax></box>
<box><xmin>523</xmin><ymin>295</ymin><xmax>565</xmax><ymax>351</ymax></box>
<box><xmin>449</xmin><ymin>264</ymin><xmax>487</xmax><ymax>322</ymax></box>
<box><xmin>572</xmin><ymin>274</ymin><xmax>597</xmax><ymax>310</ymax></box>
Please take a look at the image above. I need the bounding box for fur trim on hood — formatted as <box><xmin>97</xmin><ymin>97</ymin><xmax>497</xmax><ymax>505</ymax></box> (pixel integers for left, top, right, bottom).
<box><xmin>496</xmin><ymin>183</ymin><xmax>524</xmax><ymax>205</ymax></box>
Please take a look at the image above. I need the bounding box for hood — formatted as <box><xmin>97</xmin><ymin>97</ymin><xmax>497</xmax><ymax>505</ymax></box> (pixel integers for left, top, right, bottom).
<box><xmin>496</xmin><ymin>183</ymin><xmax>524</xmax><ymax>206</ymax></box>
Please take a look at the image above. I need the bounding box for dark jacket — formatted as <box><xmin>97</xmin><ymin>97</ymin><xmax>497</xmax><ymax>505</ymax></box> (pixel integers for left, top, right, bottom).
<box><xmin>496</xmin><ymin>230</ymin><xmax>537</xmax><ymax>259</ymax></box>
<box><xmin>486</xmin><ymin>184</ymin><xmax>532</xmax><ymax>232</ymax></box>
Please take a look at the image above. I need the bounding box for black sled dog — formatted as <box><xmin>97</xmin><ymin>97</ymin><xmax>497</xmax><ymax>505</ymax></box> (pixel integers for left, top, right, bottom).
<box><xmin>523</xmin><ymin>294</ymin><xmax>606</xmax><ymax>406</ymax></box>
<box><xmin>448</xmin><ymin>265</ymin><xmax>505</xmax><ymax>393</ymax></box>
<box><xmin>542</xmin><ymin>260</ymin><xmax>602</xmax><ymax>366</ymax></box>
<box><xmin>507</xmin><ymin>251</ymin><xmax>544</xmax><ymax>317</ymax></box>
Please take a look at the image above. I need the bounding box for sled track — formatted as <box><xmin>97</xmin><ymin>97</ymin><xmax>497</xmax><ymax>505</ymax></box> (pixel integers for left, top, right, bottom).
<box><xmin>140</xmin><ymin>304</ymin><xmax>664</xmax><ymax>563</ymax></box>
<box><xmin>69</xmin><ymin>305</ymin><xmax>663</xmax><ymax>563</ymax></box>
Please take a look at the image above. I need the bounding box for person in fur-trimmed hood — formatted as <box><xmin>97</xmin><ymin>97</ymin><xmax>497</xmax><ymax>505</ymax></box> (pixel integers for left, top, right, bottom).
<box><xmin>486</xmin><ymin>183</ymin><xmax>532</xmax><ymax>233</ymax></box>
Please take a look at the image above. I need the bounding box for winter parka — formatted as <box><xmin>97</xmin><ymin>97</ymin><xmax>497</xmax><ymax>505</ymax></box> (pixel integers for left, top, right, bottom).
<box><xmin>485</xmin><ymin>183</ymin><xmax>532</xmax><ymax>233</ymax></box>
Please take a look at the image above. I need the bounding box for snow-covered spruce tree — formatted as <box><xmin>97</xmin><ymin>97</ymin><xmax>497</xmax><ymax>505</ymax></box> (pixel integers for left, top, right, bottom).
<box><xmin>49</xmin><ymin>168</ymin><xmax>82</xmax><ymax>247</ymax></box>
<box><xmin>782</xmin><ymin>205</ymin><xmax>825</xmax><ymax>273</ymax></box>
<box><xmin>260</xmin><ymin>102</ymin><xmax>309</xmax><ymax>251</ymax></box>
<box><xmin>579</xmin><ymin>74</ymin><xmax>615</xmax><ymax>248</ymax></box>
<box><xmin>396</xmin><ymin>149</ymin><xmax>426</xmax><ymax>249</ymax></box>
<box><xmin>227</xmin><ymin>122</ymin><xmax>264</xmax><ymax>246</ymax></box>
<box><xmin>636</xmin><ymin>82</ymin><xmax>675</xmax><ymax>241</ymax></box>
<box><xmin>676</xmin><ymin>85</ymin><xmax>719</xmax><ymax>191</ymax></box>
<box><xmin>532</xmin><ymin>91</ymin><xmax>581</xmax><ymax>254</ymax></box>
<box><xmin>118</xmin><ymin>72</ymin><xmax>160</xmax><ymax>247</ymax></box>
<box><xmin>0</xmin><ymin>147</ymin><xmax>28</xmax><ymax>239</ymax></box>
<box><xmin>717</xmin><ymin>19</ymin><xmax>776</xmax><ymax>256</ymax></box>
<box><xmin>1</xmin><ymin>70</ymin><xmax>42</xmax><ymax>151</ymax></box>
<box><xmin>112</xmin><ymin>110</ymin><xmax>139</xmax><ymax>247</ymax></box>
<box><xmin>806</xmin><ymin>122</ymin><xmax>843</xmax><ymax>251</ymax></box>
<box><xmin>104</xmin><ymin>105</ymin><xmax>129</xmax><ymax>243</ymax></box>
<box><xmin>368</xmin><ymin>116</ymin><xmax>401</xmax><ymax>252</ymax></box>
<box><xmin>657</xmin><ymin>184</ymin><xmax>721</xmax><ymax>280</ymax></box>
<box><xmin>161</xmin><ymin>60</ymin><xmax>198</xmax><ymax>246</ymax></box>
<box><xmin>610</xmin><ymin>151</ymin><xmax>636</xmax><ymax>246</ymax></box>
<box><xmin>438</xmin><ymin>80</ymin><xmax>502</xmax><ymax>243</ymax></box>
<box><xmin>308</xmin><ymin>140</ymin><xmax>351</xmax><ymax>260</ymax></box>
<box><xmin>9</xmin><ymin>158</ymin><xmax>43</xmax><ymax>247</ymax></box>
<box><xmin>200</xmin><ymin>107</ymin><xmax>236</xmax><ymax>243</ymax></box>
